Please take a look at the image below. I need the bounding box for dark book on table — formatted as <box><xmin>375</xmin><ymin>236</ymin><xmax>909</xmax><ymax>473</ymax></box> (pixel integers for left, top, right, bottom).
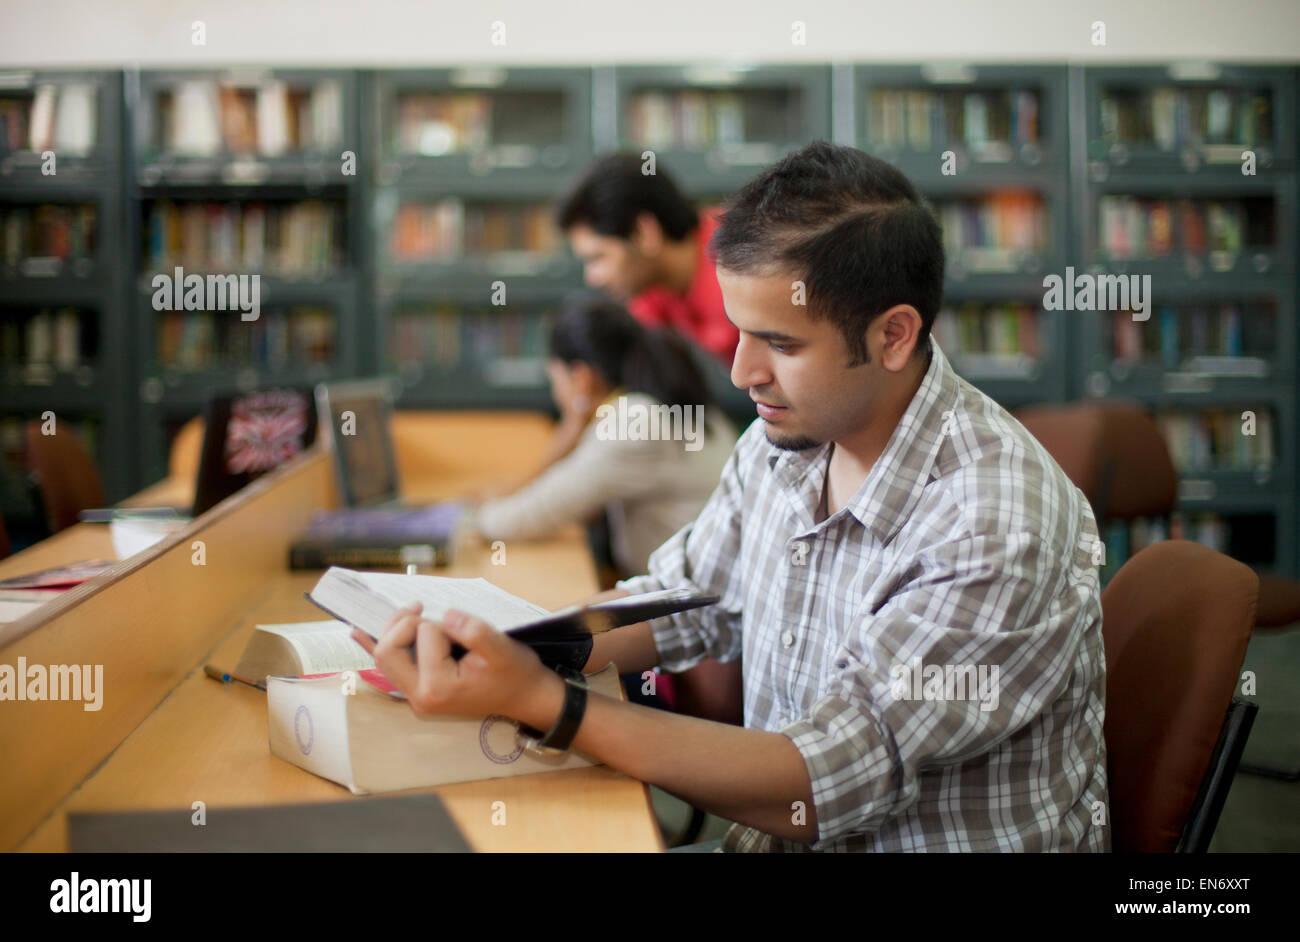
<box><xmin>288</xmin><ymin>503</ymin><xmax>461</xmax><ymax>570</ymax></box>
<box><xmin>68</xmin><ymin>793</ymin><xmax>472</xmax><ymax>852</ymax></box>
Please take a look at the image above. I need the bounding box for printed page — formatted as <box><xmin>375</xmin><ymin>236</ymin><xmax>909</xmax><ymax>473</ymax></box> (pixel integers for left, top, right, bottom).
<box><xmin>257</xmin><ymin>620</ymin><xmax>374</xmax><ymax>674</ymax></box>
<box><xmin>355</xmin><ymin>571</ymin><xmax>551</xmax><ymax>631</ymax></box>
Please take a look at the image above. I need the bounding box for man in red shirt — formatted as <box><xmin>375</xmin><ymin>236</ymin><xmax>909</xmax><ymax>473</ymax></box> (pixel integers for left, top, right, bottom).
<box><xmin>556</xmin><ymin>154</ymin><xmax>739</xmax><ymax>366</ymax></box>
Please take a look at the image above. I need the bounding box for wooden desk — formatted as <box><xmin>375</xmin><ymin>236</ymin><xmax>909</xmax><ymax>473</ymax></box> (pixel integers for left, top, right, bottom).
<box><xmin>2</xmin><ymin>418</ymin><xmax>663</xmax><ymax>853</ymax></box>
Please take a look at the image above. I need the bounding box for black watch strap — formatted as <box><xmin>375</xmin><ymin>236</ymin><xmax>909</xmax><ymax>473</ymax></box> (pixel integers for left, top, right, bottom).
<box><xmin>518</xmin><ymin>671</ymin><xmax>588</xmax><ymax>753</ymax></box>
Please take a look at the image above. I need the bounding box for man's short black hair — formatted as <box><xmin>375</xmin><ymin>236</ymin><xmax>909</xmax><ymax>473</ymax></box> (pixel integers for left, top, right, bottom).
<box><xmin>556</xmin><ymin>153</ymin><xmax>699</xmax><ymax>241</ymax></box>
<box><xmin>710</xmin><ymin>141</ymin><xmax>945</xmax><ymax>365</ymax></box>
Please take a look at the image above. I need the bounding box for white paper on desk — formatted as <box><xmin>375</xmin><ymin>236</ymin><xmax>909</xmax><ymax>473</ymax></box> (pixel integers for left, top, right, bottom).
<box><xmin>110</xmin><ymin>518</ymin><xmax>187</xmax><ymax>559</ymax></box>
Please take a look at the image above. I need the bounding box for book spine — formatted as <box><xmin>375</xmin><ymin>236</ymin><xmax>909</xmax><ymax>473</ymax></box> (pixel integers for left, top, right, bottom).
<box><xmin>288</xmin><ymin>544</ymin><xmax>450</xmax><ymax>570</ymax></box>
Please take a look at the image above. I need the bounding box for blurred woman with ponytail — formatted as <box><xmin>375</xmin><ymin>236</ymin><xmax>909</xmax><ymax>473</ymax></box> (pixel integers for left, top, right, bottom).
<box><xmin>477</xmin><ymin>293</ymin><xmax>736</xmax><ymax>576</ymax></box>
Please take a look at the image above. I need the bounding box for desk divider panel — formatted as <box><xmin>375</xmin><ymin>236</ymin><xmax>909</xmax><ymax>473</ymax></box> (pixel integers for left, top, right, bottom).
<box><xmin>0</xmin><ymin>448</ymin><xmax>336</xmax><ymax>850</ymax></box>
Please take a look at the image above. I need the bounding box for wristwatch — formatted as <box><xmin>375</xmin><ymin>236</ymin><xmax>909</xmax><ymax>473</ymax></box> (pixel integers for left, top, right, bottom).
<box><xmin>516</xmin><ymin>667</ymin><xmax>589</xmax><ymax>756</ymax></box>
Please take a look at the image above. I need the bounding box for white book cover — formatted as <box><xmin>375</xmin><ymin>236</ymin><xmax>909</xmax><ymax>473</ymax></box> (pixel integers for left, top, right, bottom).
<box><xmin>27</xmin><ymin>84</ymin><xmax>57</xmax><ymax>152</ymax></box>
<box><xmin>52</xmin><ymin>82</ymin><xmax>96</xmax><ymax>156</ymax></box>
<box><xmin>172</xmin><ymin>81</ymin><xmax>221</xmax><ymax>156</ymax></box>
<box><xmin>256</xmin><ymin>81</ymin><xmax>291</xmax><ymax>156</ymax></box>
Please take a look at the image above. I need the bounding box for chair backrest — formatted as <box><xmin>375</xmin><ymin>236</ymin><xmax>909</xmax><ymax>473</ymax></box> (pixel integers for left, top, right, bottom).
<box><xmin>1101</xmin><ymin>539</ymin><xmax>1258</xmax><ymax>852</ymax></box>
<box><xmin>24</xmin><ymin>421</ymin><xmax>106</xmax><ymax>533</ymax></box>
<box><xmin>1014</xmin><ymin>400</ymin><xmax>1177</xmax><ymax>520</ymax></box>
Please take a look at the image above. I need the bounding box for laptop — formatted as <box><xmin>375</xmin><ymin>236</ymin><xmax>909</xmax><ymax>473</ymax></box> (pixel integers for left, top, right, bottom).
<box><xmin>290</xmin><ymin>379</ymin><xmax>459</xmax><ymax>570</ymax></box>
<box><xmin>192</xmin><ymin>386</ymin><xmax>319</xmax><ymax>515</ymax></box>
<box><xmin>315</xmin><ymin>378</ymin><xmax>405</xmax><ymax>509</ymax></box>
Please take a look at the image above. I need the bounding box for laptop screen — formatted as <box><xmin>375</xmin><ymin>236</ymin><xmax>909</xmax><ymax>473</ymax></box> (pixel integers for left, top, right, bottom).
<box><xmin>316</xmin><ymin>381</ymin><xmax>401</xmax><ymax>507</ymax></box>
<box><xmin>193</xmin><ymin>387</ymin><xmax>318</xmax><ymax>515</ymax></box>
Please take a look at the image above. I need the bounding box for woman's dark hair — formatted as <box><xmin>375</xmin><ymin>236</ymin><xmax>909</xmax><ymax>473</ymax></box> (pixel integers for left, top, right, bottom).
<box><xmin>549</xmin><ymin>294</ymin><xmax>716</xmax><ymax>418</ymax></box>
<box><xmin>555</xmin><ymin>153</ymin><xmax>698</xmax><ymax>241</ymax></box>
<box><xmin>711</xmin><ymin>140</ymin><xmax>945</xmax><ymax>366</ymax></box>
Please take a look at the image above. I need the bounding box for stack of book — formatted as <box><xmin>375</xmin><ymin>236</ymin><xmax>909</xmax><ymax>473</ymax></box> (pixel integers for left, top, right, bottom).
<box><xmin>934</xmin><ymin>192</ymin><xmax>1047</xmax><ymax>270</ymax></box>
<box><xmin>1097</xmin><ymin>196</ymin><xmax>1266</xmax><ymax>259</ymax></box>
<box><xmin>390</xmin><ymin>201</ymin><xmax>558</xmax><ymax>261</ymax></box>
<box><xmin>0</xmin><ymin>204</ymin><xmax>98</xmax><ymax>268</ymax></box>
<box><xmin>0</xmin><ymin>306</ymin><xmax>97</xmax><ymax>372</ymax></box>
<box><xmin>154</xmin><ymin>79</ymin><xmax>342</xmax><ymax>157</ymax></box>
<box><xmin>1099</xmin><ymin>86</ymin><xmax>1273</xmax><ymax>150</ymax></box>
<box><xmin>156</xmin><ymin>305</ymin><xmax>336</xmax><ymax>371</ymax></box>
<box><xmin>144</xmin><ymin>200</ymin><xmax>343</xmax><ymax>275</ymax></box>
<box><xmin>0</xmin><ymin>82</ymin><xmax>97</xmax><ymax>156</ymax></box>
<box><xmin>867</xmin><ymin>87</ymin><xmax>1040</xmax><ymax>155</ymax></box>
<box><xmin>1155</xmin><ymin>408</ymin><xmax>1275</xmax><ymax>472</ymax></box>
<box><xmin>932</xmin><ymin>302</ymin><xmax>1040</xmax><ymax>370</ymax></box>
<box><xmin>388</xmin><ymin>306</ymin><xmax>553</xmax><ymax>371</ymax></box>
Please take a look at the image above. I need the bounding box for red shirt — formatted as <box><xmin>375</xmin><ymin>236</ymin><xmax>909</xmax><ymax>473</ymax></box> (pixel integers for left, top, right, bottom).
<box><xmin>627</xmin><ymin>210</ymin><xmax>738</xmax><ymax>365</ymax></box>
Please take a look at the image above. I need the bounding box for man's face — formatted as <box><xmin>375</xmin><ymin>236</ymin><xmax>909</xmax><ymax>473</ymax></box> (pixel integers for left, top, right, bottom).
<box><xmin>720</xmin><ymin>266</ymin><xmax>904</xmax><ymax>451</ymax></box>
<box><xmin>566</xmin><ymin>223</ymin><xmax>657</xmax><ymax>300</ymax></box>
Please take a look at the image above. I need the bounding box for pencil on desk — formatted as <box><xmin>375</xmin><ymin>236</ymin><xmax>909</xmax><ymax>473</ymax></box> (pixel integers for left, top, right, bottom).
<box><xmin>204</xmin><ymin>663</ymin><xmax>266</xmax><ymax>691</ymax></box>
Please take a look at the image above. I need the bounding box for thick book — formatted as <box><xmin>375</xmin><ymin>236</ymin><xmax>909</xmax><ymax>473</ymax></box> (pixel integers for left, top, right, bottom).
<box><xmin>304</xmin><ymin>566</ymin><xmax>718</xmax><ymax>673</ymax></box>
<box><xmin>267</xmin><ymin>663</ymin><xmax>622</xmax><ymax>793</ymax></box>
<box><xmin>235</xmin><ymin>619</ymin><xmax>372</xmax><ymax>685</ymax></box>
<box><xmin>288</xmin><ymin>504</ymin><xmax>461</xmax><ymax>571</ymax></box>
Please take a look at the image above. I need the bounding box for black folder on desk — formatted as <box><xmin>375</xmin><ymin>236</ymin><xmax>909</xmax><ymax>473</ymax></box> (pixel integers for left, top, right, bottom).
<box><xmin>68</xmin><ymin>794</ymin><xmax>472</xmax><ymax>852</ymax></box>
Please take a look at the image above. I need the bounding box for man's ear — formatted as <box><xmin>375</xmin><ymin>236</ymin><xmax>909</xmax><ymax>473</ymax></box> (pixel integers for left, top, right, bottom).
<box><xmin>630</xmin><ymin>212</ymin><xmax>665</xmax><ymax>255</ymax></box>
<box><xmin>879</xmin><ymin>305</ymin><xmax>923</xmax><ymax>372</ymax></box>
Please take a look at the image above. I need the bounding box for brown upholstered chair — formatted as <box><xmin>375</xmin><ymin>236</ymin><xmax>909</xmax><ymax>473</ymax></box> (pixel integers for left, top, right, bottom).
<box><xmin>1013</xmin><ymin>400</ymin><xmax>1178</xmax><ymax>521</ymax></box>
<box><xmin>1014</xmin><ymin>400</ymin><xmax>1300</xmax><ymax>630</ymax></box>
<box><xmin>1102</xmin><ymin>540</ymin><xmax>1259</xmax><ymax>852</ymax></box>
<box><xmin>24</xmin><ymin>421</ymin><xmax>105</xmax><ymax>534</ymax></box>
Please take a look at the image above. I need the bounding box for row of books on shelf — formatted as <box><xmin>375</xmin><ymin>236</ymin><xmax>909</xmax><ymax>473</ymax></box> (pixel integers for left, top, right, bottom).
<box><xmin>1107</xmin><ymin>304</ymin><xmax>1273</xmax><ymax>370</ymax></box>
<box><xmin>155</xmin><ymin>306</ymin><xmax>335</xmax><ymax>371</ymax></box>
<box><xmin>1</xmin><ymin>307</ymin><xmax>97</xmax><ymax>371</ymax></box>
<box><xmin>388</xmin><ymin>307</ymin><xmax>553</xmax><ymax>368</ymax></box>
<box><xmin>935</xmin><ymin>193</ymin><xmax>1046</xmax><ymax>261</ymax></box>
<box><xmin>0</xmin><ymin>83</ymin><xmax>98</xmax><ymax>157</ymax></box>
<box><xmin>392</xmin><ymin>91</ymin><xmax>563</xmax><ymax>157</ymax></box>
<box><xmin>1097</xmin><ymin>195</ymin><xmax>1268</xmax><ymax>260</ymax></box>
<box><xmin>153</xmin><ymin>79</ymin><xmax>343</xmax><ymax>158</ymax></box>
<box><xmin>866</xmin><ymin>88</ymin><xmax>1040</xmax><ymax>156</ymax></box>
<box><xmin>1156</xmin><ymin>408</ymin><xmax>1274</xmax><ymax>473</ymax></box>
<box><xmin>145</xmin><ymin>200</ymin><xmax>344</xmax><ymax>276</ymax></box>
<box><xmin>1101</xmin><ymin>513</ymin><xmax>1241</xmax><ymax>572</ymax></box>
<box><xmin>390</xmin><ymin>201</ymin><xmax>560</xmax><ymax>261</ymax></box>
<box><xmin>625</xmin><ymin>89</ymin><xmax>795</xmax><ymax>149</ymax></box>
<box><xmin>1</xmin><ymin>205</ymin><xmax>97</xmax><ymax>268</ymax></box>
<box><xmin>1099</xmin><ymin>86</ymin><xmax>1273</xmax><ymax>151</ymax></box>
<box><xmin>931</xmin><ymin>303</ymin><xmax>1041</xmax><ymax>362</ymax></box>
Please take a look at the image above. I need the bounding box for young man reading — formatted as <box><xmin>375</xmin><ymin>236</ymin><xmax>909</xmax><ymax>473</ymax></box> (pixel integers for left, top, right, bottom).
<box><xmin>354</xmin><ymin>141</ymin><xmax>1109</xmax><ymax>853</ymax></box>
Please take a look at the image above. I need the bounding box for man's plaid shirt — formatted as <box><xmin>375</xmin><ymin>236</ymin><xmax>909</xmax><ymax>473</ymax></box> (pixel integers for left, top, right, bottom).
<box><xmin>619</xmin><ymin>337</ymin><xmax>1109</xmax><ymax>852</ymax></box>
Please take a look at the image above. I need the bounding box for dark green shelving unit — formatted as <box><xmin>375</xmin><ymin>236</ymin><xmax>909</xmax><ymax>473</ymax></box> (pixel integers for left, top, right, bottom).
<box><xmin>1075</xmin><ymin>64</ymin><xmax>1298</xmax><ymax>578</ymax></box>
<box><xmin>0</xmin><ymin>68</ymin><xmax>132</xmax><ymax>504</ymax></box>
<box><xmin>370</xmin><ymin>67</ymin><xmax>592</xmax><ymax>411</ymax></box>
<box><xmin>0</xmin><ymin>61</ymin><xmax>1296</xmax><ymax>578</ymax></box>
<box><xmin>127</xmin><ymin>68</ymin><xmax>368</xmax><ymax>484</ymax></box>
<box><xmin>854</xmin><ymin>64</ymin><xmax>1071</xmax><ymax>407</ymax></box>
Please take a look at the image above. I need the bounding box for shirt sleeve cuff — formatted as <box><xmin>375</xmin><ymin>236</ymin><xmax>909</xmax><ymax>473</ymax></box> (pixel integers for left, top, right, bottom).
<box><xmin>780</xmin><ymin>703</ymin><xmax>900</xmax><ymax>851</ymax></box>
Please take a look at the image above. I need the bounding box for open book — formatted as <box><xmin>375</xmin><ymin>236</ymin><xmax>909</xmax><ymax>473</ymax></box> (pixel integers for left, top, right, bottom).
<box><xmin>304</xmin><ymin>566</ymin><xmax>717</xmax><ymax>672</ymax></box>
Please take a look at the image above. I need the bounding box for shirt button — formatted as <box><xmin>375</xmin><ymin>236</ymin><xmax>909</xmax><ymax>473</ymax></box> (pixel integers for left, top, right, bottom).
<box><xmin>781</xmin><ymin>631</ymin><xmax>795</xmax><ymax>648</ymax></box>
